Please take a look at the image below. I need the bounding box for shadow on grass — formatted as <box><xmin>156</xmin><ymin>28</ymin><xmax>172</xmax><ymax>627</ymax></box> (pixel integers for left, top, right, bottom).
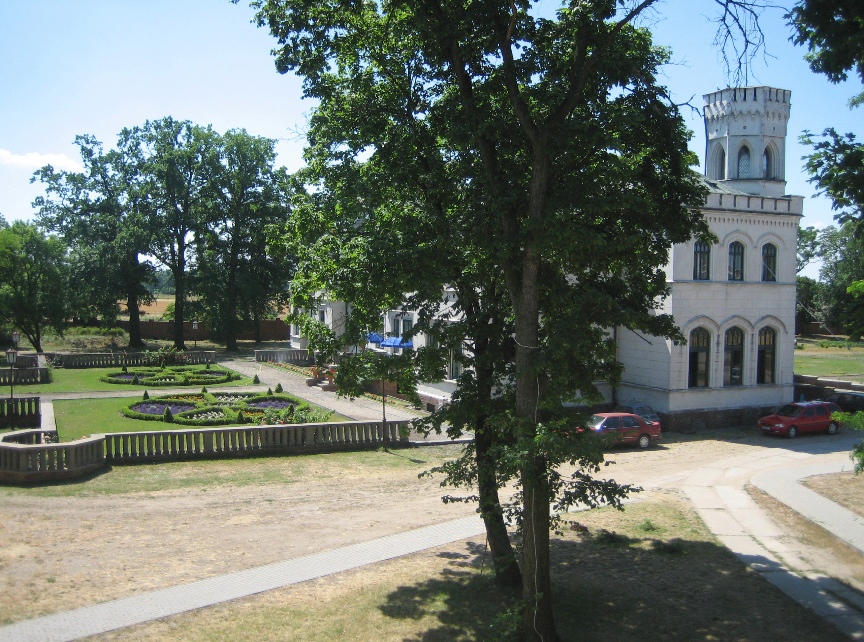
<box><xmin>378</xmin><ymin>531</ymin><xmax>847</xmax><ymax>642</ymax></box>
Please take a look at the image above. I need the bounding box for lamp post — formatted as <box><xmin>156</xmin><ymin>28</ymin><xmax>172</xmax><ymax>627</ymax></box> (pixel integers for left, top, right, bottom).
<box><xmin>6</xmin><ymin>331</ymin><xmax>19</xmax><ymax>430</ymax></box>
<box><xmin>192</xmin><ymin>321</ymin><xmax>199</xmax><ymax>350</ymax></box>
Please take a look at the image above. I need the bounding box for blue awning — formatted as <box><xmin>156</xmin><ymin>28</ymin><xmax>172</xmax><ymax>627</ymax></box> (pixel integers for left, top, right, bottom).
<box><xmin>380</xmin><ymin>336</ymin><xmax>413</xmax><ymax>349</ymax></box>
<box><xmin>367</xmin><ymin>332</ymin><xmax>384</xmax><ymax>344</ymax></box>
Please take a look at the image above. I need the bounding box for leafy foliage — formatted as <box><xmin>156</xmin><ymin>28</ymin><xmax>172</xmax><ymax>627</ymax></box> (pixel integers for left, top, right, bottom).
<box><xmin>0</xmin><ymin>222</ymin><xmax>69</xmax><ymax>352</ymax></box>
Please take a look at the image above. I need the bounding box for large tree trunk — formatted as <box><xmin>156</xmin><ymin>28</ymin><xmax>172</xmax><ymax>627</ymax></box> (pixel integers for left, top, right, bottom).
<box><xmin>472</xmin><ymin>333</ymin><xmax>522</xmax><ymax>588</ymax></box>
<box><xmin>126</xmin><ymin>290</ymin><xmax>144</xmax><ymax>348</ymax></box>
<box><xmin>475</xmin><ymin>417</ymin><xmax>522</xmax><ymax>587</ymax></box>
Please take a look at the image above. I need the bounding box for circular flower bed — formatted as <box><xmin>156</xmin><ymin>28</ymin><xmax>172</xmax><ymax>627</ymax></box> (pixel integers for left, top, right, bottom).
<box><xmin>101</xmin><ymin>366</ymin><xmax>238</xmax><ymax>387</ymax></box>
<box><xmin>246</xmin><ymin>399</ymin><xmax>295</xmax><ymax>410</ymax></box>
<box><xmin>121</xmin><ymin>392</ymin><xmax>321</xmax><ymax>427</ymax></box>
<box><xmin>125</xmin><ymin>401</ymin><xmax>196</xmax><ymax>421</ymax></box>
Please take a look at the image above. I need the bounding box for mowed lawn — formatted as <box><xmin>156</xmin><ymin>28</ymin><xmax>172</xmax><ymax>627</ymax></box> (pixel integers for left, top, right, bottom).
<box><xmin>52</xmin><ymin>397</ymin><xmax>351</xmax><ymax>442</ymax></box>
<box><xmin>794</xmin><ymin>338</ymin><xmax>864</xmax><ymax>378</ymax></box>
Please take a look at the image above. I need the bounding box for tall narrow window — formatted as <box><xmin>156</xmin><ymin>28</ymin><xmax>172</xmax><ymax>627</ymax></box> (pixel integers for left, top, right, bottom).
<box><xmin>738</xmin><ymin>147</ymin><xmax>751</xmax><ymax>179</ymax></box>
<box><xmin>757</xmin><ymin>327</ymin><xmax>776</xmax><ymax>384</ymax></box>
<box><xmin>738</xmin><ymin>147</ymin><xmax>750</xmax><ymax>178</ymax></box>
<box><xmin>763</xmin><ymin>148</ymin><xmax>773</xmax><ymax>179</ymax></box>
<box><xmin>716</xmin><ymin>147</ymin><xmax>726</xmax><ymax>180</ymax></box>
<box><xmin>762</xmin><ymin>243</ymin><xmax>777</xmax><ymax>282</ymax></box>
<box><xmin>693</xmin><ymin>241</ymin><xmax>711</xmax><ymax>280</ymax></box>
<box><xmin>724</xmin><ymin>327</ymin><xmax>745</xmax><ymax>386</ymax></box>
<box><xmin>728</xmin><ymin>241</ymin><xmax>744</xmax><ymax>281</ymax></box>
<box><xmin>688</xmin><ymin>328</ymin><xmax>710</xmax><ymax>388</ymax></box>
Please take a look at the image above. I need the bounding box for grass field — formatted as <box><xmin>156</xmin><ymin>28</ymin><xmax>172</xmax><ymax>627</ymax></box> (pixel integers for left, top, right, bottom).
<box><xmin>52</xmin><ymin>397</ymin><xmax>351</xmax><ymax>442</ymax></box>
<box><xmin>794</xmin><ymin>336</ymin><xmax>864</xmax><ymax>378</ymax></box>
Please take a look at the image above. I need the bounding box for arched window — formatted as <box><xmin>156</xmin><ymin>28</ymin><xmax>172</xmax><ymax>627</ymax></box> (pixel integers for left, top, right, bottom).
<box><xmin>728</xmin><ymin>241</ymin><xmax>744</xmax><ymax>281</ymax></box>
<box><xmin>693</xmin><ymin>241</ymin><xmax>711</xmax><ymax>280</ymax></box>
<box><xmin>688</xmin><ymin>327</ymin><xmax>710</xmax><ymax>388</ymax></box>
<box><xmin>757</xmin><ymin>327</ymin><xmax>776</xmax><ymax>384</ymax></box>
<box><xmin>738</xmin><ymin>147</ymin><xmax>751</xmax><ymax>179</ymax></box>
<box><xmin>716</xmin><ymin>147</ymin><xmax>726</xmax><ymax>180</ymax></box>
<box><xmin>724</xmin><ymin>327</ymin><xmax>745</xmax><ymax>386</ymax></box>
<box><xmin>762</xmin><ymin>243</ymin><xmax>777</xmax><ymax>282</ymax></box>
<box><xmin>763</xmin><ymin>148</ymin><xmax>773</xmax><ymax>180</ymax></box>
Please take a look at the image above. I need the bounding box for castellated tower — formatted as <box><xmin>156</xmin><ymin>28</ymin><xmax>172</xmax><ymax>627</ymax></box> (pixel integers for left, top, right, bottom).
<box><xmin>703</xmin><ymin>86</ymin><xmax>791</xmax><ymax>198</ymax></box>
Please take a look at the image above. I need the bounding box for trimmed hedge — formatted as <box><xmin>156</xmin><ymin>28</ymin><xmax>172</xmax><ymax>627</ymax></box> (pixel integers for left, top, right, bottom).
<box><xmin>101</xmin><ymin>365</ymin><xmax>237</xmax><ymax>387</ymax></box>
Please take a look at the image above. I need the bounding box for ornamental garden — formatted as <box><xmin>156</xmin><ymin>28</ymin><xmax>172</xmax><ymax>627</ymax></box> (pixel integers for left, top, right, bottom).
<box><xmin>122</xmin><ymin>389</ymin><xmax>333</xmax><ymax>427</ymax></box>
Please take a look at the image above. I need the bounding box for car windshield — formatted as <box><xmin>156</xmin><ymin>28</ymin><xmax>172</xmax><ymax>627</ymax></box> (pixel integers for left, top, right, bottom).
<box><xmin>776</xmin><ymin>405</ymin><xmax>803</xmax><ymax>418</ymax></box>
<box><xmin>587</xmin><ymin>415</ymin><xmax>606</xmax><ymax>429</ymax></box>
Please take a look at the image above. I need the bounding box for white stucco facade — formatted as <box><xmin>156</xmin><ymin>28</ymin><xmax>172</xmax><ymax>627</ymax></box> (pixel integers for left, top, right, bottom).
<box><xmin>615</xmin><ymin>86</ymin><xmax>802</xmax><ymax>419</ymax></box>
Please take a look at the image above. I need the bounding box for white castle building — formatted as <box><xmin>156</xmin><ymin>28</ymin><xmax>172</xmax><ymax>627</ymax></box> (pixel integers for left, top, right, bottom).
<box><xmin>291</xmin><ymin>86</ymin><xmax>802</xmax><ymax>428</ymax></box>
<box><xmin>612</xmin><ymin>86</ymin><xmax>801</xmax><ymax>429</ymax></box>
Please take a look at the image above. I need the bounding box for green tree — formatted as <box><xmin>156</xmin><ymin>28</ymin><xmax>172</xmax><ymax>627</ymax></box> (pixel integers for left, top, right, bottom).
<box><xmin>789</xmin><ymin>0</ymin><xmax>864</xmax><ymax>107</ymax></box>
<box><xmin>251</xmin><ymin>3</ymin><xmax>735</xmax><ymax>638</ymax></box>
<box><xmin>0</xmin><ymin>222</ymin><xmax>68</xmax><ymax>352</ymax></box>
<box><xmin>817</xmin><ymin>224</ymin><xmax>864</xmax><ymax>338</ymax></box>
<box><xmin>33</xmin><ymin>133</ymin><xmax>155</xmax><ymax>347</ymax></box>
<box><xmin>194</xmin><ymin>129</ymin><xmax>290</xmax><ymax>350</ymax></box>
<box><xmin>133</xmin><ymin>118</ymin><xmax>219</xmax><ymax>350</ymax></box>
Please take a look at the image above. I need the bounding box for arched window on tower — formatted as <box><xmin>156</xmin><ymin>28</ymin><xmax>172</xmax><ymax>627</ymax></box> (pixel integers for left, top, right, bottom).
<box><xmin>763</xmin><ymin>147</ymin><xmax>773</xmax><ymax>180</ymax></box>
<box><xmin>724</xmin><ymin>327</ymin><xmax>745</xmax><ymax>386</ymax></box>
<box><xmin>757</xmin><ymin>327</ymin><xmax>776</xmax><ymax>384</ymax></box>
<box><xmin>716</xmin><ymin>147</ymin><xmax>726</xmax><ymax>180</ymax></box>
<box><xmin>738</xmin><ymin>147</ymin><xmax>751</xmax><ymax>179</ymax></box>
<box><xmin>688</xmin><ymin>327</ymin><xmax>710</xmax><ymax>388</ymax></box>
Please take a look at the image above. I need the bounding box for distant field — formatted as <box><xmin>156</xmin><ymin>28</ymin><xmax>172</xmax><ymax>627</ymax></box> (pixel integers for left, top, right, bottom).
<box><xmin>794</xmin><ymin>337</ymin><xmax>864</xmax><ymax>379</ymax></box>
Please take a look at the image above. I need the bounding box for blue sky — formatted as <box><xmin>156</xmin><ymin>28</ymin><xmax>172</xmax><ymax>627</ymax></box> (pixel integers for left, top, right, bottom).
<box><xmin>1</xmin><ymin>1</ymin><xmax>861</xmax><ymax>278</ymax></box>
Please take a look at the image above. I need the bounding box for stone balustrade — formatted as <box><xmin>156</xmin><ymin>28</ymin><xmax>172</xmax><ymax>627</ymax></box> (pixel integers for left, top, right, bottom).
<box><xmin>0</xmin><ymin>368</ymin><xmax>46</xmax><ymax>386</ymax></box>
<box><xmin>254</xmin><ymin>349</ymin><xmax>313</xmax><ymax>365</ymax></box>
<box><xmin>103</xmin><ymin>420</ymin><xmax>407</xmax><ymax>463</ymax></box>
<box><xmin>0</xmin><ymin>419</ymin><xmax>411</xmax><ymax>484</ymax></box>
<box><xmin>0</xmin><ymin>430</ymin><xmax>105</xmax><ymax>483</ymax></box>
<box><xmin>57</xmin><ymin>351</ymin><xmax>216</xmax><ymax>368</ymax></box>
<box><xmin>0</xmin><ymin>397</ymin><xmax>41</xmax><ymax>429</ymax></box>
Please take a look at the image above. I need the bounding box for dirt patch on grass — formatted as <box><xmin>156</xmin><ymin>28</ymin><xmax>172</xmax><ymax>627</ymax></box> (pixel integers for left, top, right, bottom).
<box><xmin>85</xmin><ymin>494</ymin><xmax>842</xmax><ymax>642</ymax></box>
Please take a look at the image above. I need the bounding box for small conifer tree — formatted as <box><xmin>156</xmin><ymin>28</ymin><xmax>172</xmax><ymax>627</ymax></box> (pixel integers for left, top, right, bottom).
<box><xmin>163</xmin><ymin>407</ymin><xmax>174</xmax><ymax>423</ymax></box>
<box><xmin>275</xmin><ymin>383</ymin><xmax>283</xmax><ymax>393</ymax></box>
<box><xmin>142</xmin><ymin>390</ymin><xmax>149</xmax><ymax>400</ymax></box>
<box><xmin>253</xmin><ymin>374</ymin><xmax>260</xmax><ymax>384</ymax></box>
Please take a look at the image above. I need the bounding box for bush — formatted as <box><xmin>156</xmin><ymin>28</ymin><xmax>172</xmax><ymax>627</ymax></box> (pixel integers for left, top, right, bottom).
<box><xmin>275</xmin><ymin>383</ymin><xmax>283</xmax><ymax>393</ymax></box>
<box><xmin>163</xmin><ymin>407</ymin><xmax>174</xmax><ymax>423</ymax></box>
<box><xmin>253</xmin><ymin>374</ymin><xmax>260</xmax><ymax>384</ymax></box>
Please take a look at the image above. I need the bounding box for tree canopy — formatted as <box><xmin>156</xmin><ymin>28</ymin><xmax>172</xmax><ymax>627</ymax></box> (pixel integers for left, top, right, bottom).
<box><xmin>249</xmin><ymin>2</ymin><xmax>742</xmax><ymax>638</ymax></box>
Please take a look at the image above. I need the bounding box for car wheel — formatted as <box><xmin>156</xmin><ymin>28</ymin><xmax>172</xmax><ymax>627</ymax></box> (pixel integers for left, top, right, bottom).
<box><xmin>787</xmin><ymin>426</ymin><xmax>797</xmax><ymax>439</ymax></box>
<box><xmin>827</xmin><ymin>422</ymin><xmax>838</xmax><ymax>435</ymax></box>
<box><xmin>637</xmin><ymin>434</ymin><xmax>651</xmax><ymax>449</ymax></box>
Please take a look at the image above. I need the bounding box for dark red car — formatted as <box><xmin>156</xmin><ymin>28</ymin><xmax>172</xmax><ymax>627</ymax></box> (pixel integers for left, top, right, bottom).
<box><xmin>757</xmin><ymin>401</ymin><xmax>842</xmax><ymax>438</ymax></box>
<box><xmin>585</xmin><ymin>412</ymin><xmax>661</xmax><ymax>449</ymax></box>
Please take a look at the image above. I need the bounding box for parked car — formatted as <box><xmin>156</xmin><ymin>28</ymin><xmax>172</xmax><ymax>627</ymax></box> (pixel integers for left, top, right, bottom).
<box><xmin>823</xmin><ymin>391</ymin><xmax>864</xmax><ymax>413</ymax></box>
<box><xmin>584</xmin><ymin>412</ymin><xmax>661</xmax><ymax>449</ymax></box>
<box><xmin>757</xmin><ymin>401</ymin><xmax>842</xmax><ymax>438</ymax></box>
<box><xmin>613</xmin><ymin>403</ymin><xmax>662</xmax><ymax>431</ymax></box>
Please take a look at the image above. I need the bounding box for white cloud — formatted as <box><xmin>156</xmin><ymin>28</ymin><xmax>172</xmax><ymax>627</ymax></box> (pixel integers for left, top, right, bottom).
<box><xmin>0</xmin><ymin>149</ymin><xmax>81</xmax><ymax>172</ymax></box>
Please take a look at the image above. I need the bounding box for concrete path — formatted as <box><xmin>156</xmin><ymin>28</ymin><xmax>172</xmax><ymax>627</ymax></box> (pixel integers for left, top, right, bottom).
<box><xmin>670</xmin><ymin>437</ymin><xmax>864</xmax><ymax>640</ymax></box>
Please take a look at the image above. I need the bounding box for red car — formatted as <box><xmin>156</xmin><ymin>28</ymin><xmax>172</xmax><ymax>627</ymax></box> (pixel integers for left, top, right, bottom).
<box><xmin>757</xmin><ymin>401</ymin><xmax>842</xmax><ymax>438</ymax></box>
<box><xmin>585</xmin><ymin>412</ymin><xmax>661</xmax><ymax>449</ymax></box>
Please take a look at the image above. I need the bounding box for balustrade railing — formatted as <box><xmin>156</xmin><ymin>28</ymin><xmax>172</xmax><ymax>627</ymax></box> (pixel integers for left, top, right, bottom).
<box><xmin>0</xmin><ymin>431</ymin><xmax>104</xmax><ymax>483</ymax></box>
<box><xmin>0</xmin><ymin>419</ymin><xmax>411</xmax><ymax>484</ymax></box>
<box><xmin>0</xmin><ymin>368</ymin><xmax>46</xmax><ymax>386</ymax></box>
<box><xmin>0</xmin><ymin>397</ymin><xmax>41</xmax><ymax>429</ymax></box>
<box><xmin>255</xmin><ymin>349</ymin><xmax>313</xmax><ymax>365</ymax></box>
<box><xmin>57</xmin><ymin>351</ymin><xmax>216</xmax><ymax>368</ymax></box>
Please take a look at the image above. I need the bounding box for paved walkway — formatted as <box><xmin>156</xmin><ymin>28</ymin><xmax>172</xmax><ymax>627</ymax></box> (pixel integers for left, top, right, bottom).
<box><xmin>6</xmin><ymin>362</ymin><xmax>864</xmax><ymax>639</ymax></box>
